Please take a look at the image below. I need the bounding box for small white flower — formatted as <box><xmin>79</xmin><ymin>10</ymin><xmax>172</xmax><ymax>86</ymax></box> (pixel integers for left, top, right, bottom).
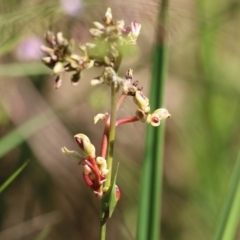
<box><xmin>130</xmin><ymin>21</ymin><xmax>141</xmax><ymax>38</ymax></box>
<box><xmin>94</xmin><ymin>113</ymin><xmax>109</xmax><ymax>124</ymax></box>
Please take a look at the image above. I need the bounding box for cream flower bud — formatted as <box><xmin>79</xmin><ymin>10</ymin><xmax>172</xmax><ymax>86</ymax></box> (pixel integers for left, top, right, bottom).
<box><xmin>153</xmin><ymin>108</ymin><xmax>171</xmax><ymax>119</ymax></box>
<box><xmin>93</xmin><ymin>21</ymin><xmax>105</xmax><ymax>30</ymax></box>
<box><xmin>130</xmin><ymin>21</ymin><xmax>141</xmax><ymax>38</ymax></box>
<box><xmin>53</xmin><ymin>62</ymin><xmax>64</xmax><ymax>74</ymax></box>
<box><xmin>91</xmin><ymin>78</ymin><xmax>103</xmax><ymax>86</ymax></box>
<box><xmin>89</xmin><ymin>28</ymin><xmax>103</xmax><ymax>37</ymax></box>
<box><xmin>96</xmin><ymin>156</ymin><xmax>109</xmax><ymax>175</ymax></box>
<box><xmin>74</xmin><ymin>134</ymin><xmax>96</xmax><ymax>157</ymax></box>
<box><xmin>94</xmin><ymin>113</ymin><xmax>109</xmax><ymax>124</ymax></box>
<box><xmin>104</xmin><ymin>7</ymin><xmax>112</xmax><ymax>25</ymax></box>
<box><xmin>133</xmin><ymin>91</ymin><xmax>150</xmax><ymax>113</ymax></box>
<box><xmin>149</xmin><ymin>108</ymin><xmax>171</xmax><ymax>127</ymax></box>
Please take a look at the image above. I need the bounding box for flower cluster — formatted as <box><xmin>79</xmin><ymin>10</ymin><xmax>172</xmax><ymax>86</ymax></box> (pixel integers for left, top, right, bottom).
<box><xmin>41</xmin><ymin>8</ymin><xmax>141</xmax><ymax>89</ymax></box>
<box><xmin>94</xmin><ymin>68</ymin><xmax>171</xmax><ymax>127</ymax></box>
<box><xmin>62</xmin><ymin>134</ymin><xmax>120</xmax><ymax>199</ymax></box>
<box><xmin>43</xmin><ymin>8</ymin><xmax>170</xmax><ymax>204</ymax></box>
<box><xmin>41</xmin><ymin>31</ymin><xmax>94</xmax><ymax>88</ymax></box>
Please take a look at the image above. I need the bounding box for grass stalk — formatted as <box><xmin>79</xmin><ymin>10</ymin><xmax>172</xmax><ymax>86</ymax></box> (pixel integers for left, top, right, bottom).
<box><xmin>213</xmin><ymin>152</ymin><xmax>240</xmax><ymax>240</ymax></box>
<box><xmin>136</xmin><ymin>0</ymin><xmax>169</xmax><ymax>240</ymax></box>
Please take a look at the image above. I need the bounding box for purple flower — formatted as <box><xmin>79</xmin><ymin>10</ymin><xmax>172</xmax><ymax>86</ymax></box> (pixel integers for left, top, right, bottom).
<box><xmin>130</xmin><ymin>21</ymin><xmax>141</xmax><ymax>38</ymax></box>
<box><xmin>60</xmin><ymin>0</ymin><xmax>83</xmax><ymax>16</ymax></box>
<box><xmin>16</xmin><ymin>36</ymin><xmax>43</xmax><ymax>61</ymax></box>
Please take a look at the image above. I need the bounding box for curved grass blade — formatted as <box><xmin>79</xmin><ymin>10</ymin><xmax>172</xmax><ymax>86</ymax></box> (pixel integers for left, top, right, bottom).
<box><xmin>0</xmin><ymin>109</ymin><xmax>55</xmax><ymax>159</ymax></box>
<box><xmin>35</xmin><ymin>226</ymin><xmax>51</xmax><ymax>240</ymax></box>
<box><xmin>136</xmin><ymin>1</ymin><xmax>169</xmax><ymax>240</ymax></box>
<box><xmin>213</xmin><ymin>153</ymin><xmax>240</xmax><ymax>240</ymax></box>
<box><xmin>0</xmin><ymin>160</ymin><xmax>29</xmax><ymax>194</ymax></box>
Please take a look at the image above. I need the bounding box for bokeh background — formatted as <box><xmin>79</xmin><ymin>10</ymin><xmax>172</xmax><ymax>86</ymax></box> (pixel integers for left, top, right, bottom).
<box><xmin>0</xmin><ymin>0</ymin><xmax>240</xmax><ymax>239</ymax></box>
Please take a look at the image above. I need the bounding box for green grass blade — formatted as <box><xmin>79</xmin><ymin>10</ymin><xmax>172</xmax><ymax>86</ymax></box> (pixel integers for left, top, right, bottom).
<box><xmin>0</xmin><ymin>160</ymin><xmax>29</xmax><ymax>194</ymax></box>
<box><xmin>213</xmin><ymin>153</ymin><xmax>240</xmax><ymax>240</ymax></box>
<box><xmin>0</xmin><ymin>109</ymin><xmax>55</xmax><ymax>158</ymax></box>
<box><xmin>136</xmin><ymin>1</ymin><xmax>169</xmax><ymax>240</ymax></box>
<box><xmin>35</xmin><ymin>226</ymin><xmax>51</xmax><ymax>240</ymax></box>
<box><xmin>0</xmin><ymin>63</ymin><xmax>50</xmax><ymax>77</ymax></box>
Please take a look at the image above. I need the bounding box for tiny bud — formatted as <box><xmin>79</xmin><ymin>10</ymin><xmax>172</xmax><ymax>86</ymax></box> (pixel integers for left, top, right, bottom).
<box><xmin>55</xmin><ymin>75</ymin><xmax>62</xmax><ymax>89</ymax></box>
<box><xmin>133</xmin><ymin>91</ymin><xmax>150</xmax><ymax>113</ymax></box>
<box><xmin>94</xmin><ymin>113</ymin><xmax>109</xmax><ymax>124</ymax></box>
<box><xmin>83</xmin><ymin>60</ymin><xmax>94</xmax><ymax>69</ymax></box>
<box><xmin>70</xmin><ymin>54</ymin><xmax>81</xmax><ymax>61</ymax></box>
<box><xmin>79</xmin><ymin>44</ymin><xmax>87</xmax><ymax>53</ymax></box>
<box><xmin>85</xmin><ymin>42</ymin><xmax>96</xmax><ymax>49</ymax></box>
<box><xmin>56</xmin><ymin>32</ymin><xmax>64</xmax><ymax>45</ymax></box>
<box><xmin>148</xmin><ymin>108</ymin><xmax>170</xmax><ymax>127</ymax></box>
<box><xmin>42</xmin><ymin>56</ymin><xmax>52</xmax><ymax>64</ymax></box>
<box><xmin>71</xmin><ymin>72</ymin><xmax>81</xmax><ymax>86</ymax></box>
<box><xmin>125</xmin><ymin>68</ymin><xmax>133</xmax><ymax>80</ymax></box>
<box><xmin>91</xmin><ymin>77</ymin><xmax>103</xmax><ymax>86</ymax></box>
<box><xmin>96</xmin><ymin>156</ymin><xmax>109</xmax><ymax>175</ymax></box>
<box><xmin>89</xmin><ymin>28</ymin><xmax>103</xmax><ymax>37</ymax></box>
<box><xmin>131</xmin><ymin>21</ymin><xmax>141</xmax><ymax>38</ymax></box>
<box><xmin>103</xmin><ymin>7</ymin><xmax>112</xmax><ymax>25</ymax></box>
<box><xmin>153</xmin><ymin>108</ymin><xmax>171</xmax><ymax>119</ymax></box>
<box><xmin>45</xmin><ymin>31</ymin><xmax>56</xmax><ymax>47</ymax></box>
<box><xmin>93</xmin><ymin>21</ymin><xmax>105</xmax><ymax>30</ymax></box>
<box><xmin>41</xmin><ymin>45</ymin><xmax>53</xmax><ymax>54</ymax></box>
<box><xmin>115</xmin><ymin>185</ymin><xmax>121</xmax><ymax>201</ymax></box>
<box><xmin>53</xmin><ymin>62</ymin><xmax>64</xmax><ymax>74</ymax></box>
<box><xmin>104</xmin><ymin>56</ymin><xmax>111</xmax><ymax>65</ymax></box>
<box><xmin>117</xmin><ymin>20</ymin><xmax>125</xmax><ymax>30</ymax></box>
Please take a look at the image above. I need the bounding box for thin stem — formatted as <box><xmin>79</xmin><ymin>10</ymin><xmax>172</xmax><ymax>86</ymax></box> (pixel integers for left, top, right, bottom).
<box><xmin>104</xmin><ymin>83</ymin><xmax>118</xmax><ymax>189</ymax></box>
<box><xmin>116</xmin><ymin>116</ymin><xmax>139</xmax><ymax>127</ymax></box>
<box><xmin>99</xmin><ymin>58</ymin><xmax>121</xmax><ymax>240</ymax></box>
<box><xmin>99</xmin><ymin>83</ymin><xmax>118</xmax><ymax>240</ymax></box>
<box><xmin>116</xmin><ymin>93</ymin><xmax>127</xmax><ymax>111</ymax></box>
<box><xmin>100</xmin><ymin>125</ymin><xmax>109</xmax><ymax>158</ymax></box>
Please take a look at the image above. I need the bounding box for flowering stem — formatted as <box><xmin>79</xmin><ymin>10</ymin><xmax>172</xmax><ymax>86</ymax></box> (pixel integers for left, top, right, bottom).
<box><xmin>99</xmin><ymin>59</ymin><xmax>121</xmax><ymax>240</ymax></box>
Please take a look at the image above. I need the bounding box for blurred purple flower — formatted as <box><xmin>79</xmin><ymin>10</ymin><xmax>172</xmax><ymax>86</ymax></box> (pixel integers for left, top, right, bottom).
<box><xmin>60</xmin><ymin>0</ymin><xmax>83</xmax><ymax>16</ymax></box>
<box><xmin>16</xmin><ymin>36</ymin><xmax>43</xmax><ymax>61</ymax></box>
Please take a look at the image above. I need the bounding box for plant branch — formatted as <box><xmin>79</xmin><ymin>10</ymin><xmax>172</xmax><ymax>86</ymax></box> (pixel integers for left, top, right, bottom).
<box><xmin>99</xmin><ymin>58</ymin><xmax>121</xmax><ymax>240</ymax></box>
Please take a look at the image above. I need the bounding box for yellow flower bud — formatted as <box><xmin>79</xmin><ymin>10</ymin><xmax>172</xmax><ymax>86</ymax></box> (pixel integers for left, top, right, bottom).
<box><xmin>74</xmin><ymin>134</ymin><xmax>96</xmax><ymax>157</ymax></box>
<box><xmin>149</xmin><ymin>108</ymin><xmax>171</xmax><ymax>127</ymax></box>
<box><xmin>133</xmin><ymin>91</ymin><xmax>150</xmax><ymax>113</ymax></box>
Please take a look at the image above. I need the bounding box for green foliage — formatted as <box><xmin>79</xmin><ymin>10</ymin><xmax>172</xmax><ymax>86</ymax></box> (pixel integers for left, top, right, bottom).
<box><xmin>136</xmin><ymin>1</ymin><xmax>169</xmax><ymax>240</ymax></box>
<box><xmin>101</xmin><ymin>163</ymin><xmax>119</xmax><ymax>218</ymax></box>
<box><xmin>213</xmin><ymin>153</ymin><xmax>240</xmax><ymax>240</ymax></box>
<box><xmin>0</xmin><ymin>160</ymin><xmax>29</xmax><ymax>194</ymax></box>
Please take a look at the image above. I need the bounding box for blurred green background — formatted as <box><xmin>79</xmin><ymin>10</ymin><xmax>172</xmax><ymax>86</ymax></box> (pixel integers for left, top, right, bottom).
<box><xmin>0</xmin><ymin>0</ymin><xmax>240</xmax><ymax>239</ymax></box>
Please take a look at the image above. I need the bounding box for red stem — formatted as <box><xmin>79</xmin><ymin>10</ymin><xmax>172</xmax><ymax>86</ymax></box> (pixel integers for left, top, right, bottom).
<box><xmin>116</xmin><ymin>116</ymin><xmax>139</xmax><ymax>126</ymax></box>
<box><xmin>116</xmin><ymin>93</ymin><xmax>127</xmax><ymax>111</ymax></box>
<box><xmin>100</xmin><ymin>94</ymin><xmax>127</xmax><ymax>158</ymax></box>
